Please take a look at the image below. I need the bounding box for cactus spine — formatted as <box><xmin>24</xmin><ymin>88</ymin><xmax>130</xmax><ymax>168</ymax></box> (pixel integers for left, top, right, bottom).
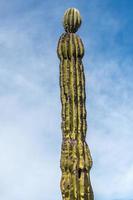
<box><xmin>57</xmin><ymin>8</ymin><xmax>94</xmax><ymax>200</ymax></box>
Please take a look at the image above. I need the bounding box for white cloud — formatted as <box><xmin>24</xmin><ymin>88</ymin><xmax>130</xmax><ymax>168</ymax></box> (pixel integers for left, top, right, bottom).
<box><xmin>0</xmin><ymin>5</ymin><xmax>62</xmax><ymax>199</ymax></box>
<box><xmin>85</xmin><ymin>57</ymin><xmax>133</xmax><ymax>199</ymax></box>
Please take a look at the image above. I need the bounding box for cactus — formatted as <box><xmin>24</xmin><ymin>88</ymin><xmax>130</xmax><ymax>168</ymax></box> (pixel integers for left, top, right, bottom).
<box><xmin>57</xmin><ymin>8</ymin><xmax>94</xmax><ymax>200</ymax></box>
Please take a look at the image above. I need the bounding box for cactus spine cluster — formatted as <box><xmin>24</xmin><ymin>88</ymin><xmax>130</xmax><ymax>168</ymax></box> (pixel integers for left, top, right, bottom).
<box><xmin>57</xmin><ymin>8</ymin><xmax>94</xmax><ymax>200</ymax></box>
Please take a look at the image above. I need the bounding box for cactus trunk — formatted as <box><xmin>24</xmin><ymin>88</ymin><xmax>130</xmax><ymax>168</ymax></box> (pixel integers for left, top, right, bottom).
<box><xmin>57</xmin><ymin>8</ymin><xmax>94</xmax><ymax>200</ymax></box>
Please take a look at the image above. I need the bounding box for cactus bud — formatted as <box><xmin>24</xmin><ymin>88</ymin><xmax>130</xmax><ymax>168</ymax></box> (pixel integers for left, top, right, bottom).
<box><xmin>63</xmin><ymin>8</ymin><xmax>82</xmax><ymax>33</ymax></box>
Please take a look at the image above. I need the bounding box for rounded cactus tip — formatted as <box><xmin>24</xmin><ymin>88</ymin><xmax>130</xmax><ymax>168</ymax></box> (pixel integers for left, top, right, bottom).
<box><xmin>63</xmin><ymin>8</ymin><xmax>82</xmax><ymax>33</ymax></box>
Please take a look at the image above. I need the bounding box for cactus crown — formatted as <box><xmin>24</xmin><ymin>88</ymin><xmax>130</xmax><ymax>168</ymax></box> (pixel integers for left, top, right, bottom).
<box><xmin>63</xmin><ymin>8</ymin><xmax>82</xmax><ymax>33</ymax></box>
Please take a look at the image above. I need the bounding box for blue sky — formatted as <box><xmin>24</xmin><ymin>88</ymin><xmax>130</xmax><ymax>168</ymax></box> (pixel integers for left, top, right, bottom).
<box><xmin>0</xmin><ymin>0</ymin><xmax>133</xmax><ymax>199</ymax></box>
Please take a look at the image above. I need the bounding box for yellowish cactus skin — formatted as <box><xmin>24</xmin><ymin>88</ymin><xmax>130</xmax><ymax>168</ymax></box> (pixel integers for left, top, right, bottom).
<box><xmin>57</xmin><ymin>8</ymin><xmax>94</xmax><ymax>200</ymax></box>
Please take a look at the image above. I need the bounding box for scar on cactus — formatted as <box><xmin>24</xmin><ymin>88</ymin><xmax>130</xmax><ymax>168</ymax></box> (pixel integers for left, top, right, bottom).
<box><xmin>57</xmin><ymin>8</ymin><xmax>94</xmax><ymax>200</ymax></box>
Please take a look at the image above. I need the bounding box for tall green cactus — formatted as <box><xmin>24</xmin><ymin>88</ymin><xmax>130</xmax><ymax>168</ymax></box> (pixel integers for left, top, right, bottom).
<box><xmin>57</xmin><ymin>8</ymin><xmax>94</xmax><ymax>200</ymax></box>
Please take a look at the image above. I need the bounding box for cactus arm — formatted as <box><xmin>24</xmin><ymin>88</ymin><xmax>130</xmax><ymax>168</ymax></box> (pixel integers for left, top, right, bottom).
<box><xmin>57</xmin><ymin>8</ymin><xmax>94</xmax><ymax>200</ymax></box>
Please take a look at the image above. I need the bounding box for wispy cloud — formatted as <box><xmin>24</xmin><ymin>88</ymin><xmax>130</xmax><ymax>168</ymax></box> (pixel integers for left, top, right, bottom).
<box><xmin>86</xmin><ymin>57</ymin><xmax>133</xmax><ymax>199</ymax></box>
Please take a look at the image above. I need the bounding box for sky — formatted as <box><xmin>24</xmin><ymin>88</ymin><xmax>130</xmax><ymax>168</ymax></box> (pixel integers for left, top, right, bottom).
<box><xmin>0</xmin><ymin>0</ymin><xmax>133</xmax><ymax>199</ymax></box>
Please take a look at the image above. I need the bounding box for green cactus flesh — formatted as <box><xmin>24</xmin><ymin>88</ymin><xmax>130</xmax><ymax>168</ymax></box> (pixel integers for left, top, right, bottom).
<box><xmin>63</xmin><ymin>8</ymin><xmax>82</xmax><ymax>33</ymax></box>
<box><xmin>57</xmin><ymin>8</ymin><xmax>94</xmax><ymax>200</ymax></box>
